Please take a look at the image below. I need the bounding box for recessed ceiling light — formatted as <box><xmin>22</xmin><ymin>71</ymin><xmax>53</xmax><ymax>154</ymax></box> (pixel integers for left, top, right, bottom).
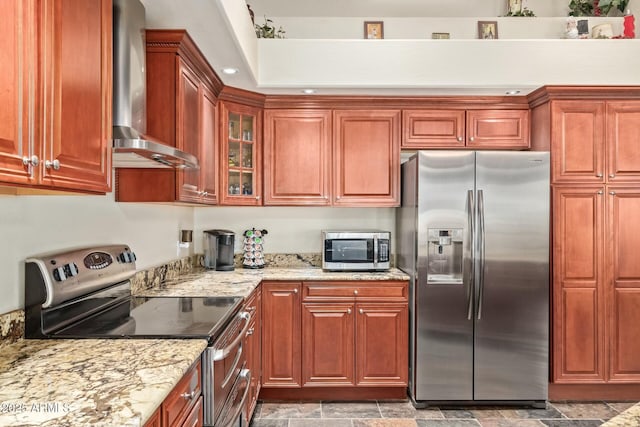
<box><xmin>221</xmin><ymin>67</ymin><xmax>239</xmax><ymax>75</ymax></box>
<box><xmin>505</xmin><ymin>90</ymin><xmax>521</xmax><ymax>95</ymax></box>
<box><xmin>302</xmin><ymin>89</ymin><xmax>316</xmax><ymax>94</ymax></box>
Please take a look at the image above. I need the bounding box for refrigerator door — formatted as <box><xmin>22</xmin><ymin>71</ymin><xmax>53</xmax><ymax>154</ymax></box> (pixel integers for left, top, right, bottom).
<box><xmin>414</xmin><ymin>151</ymin><xmax>475</xmax><ymax>401</ymax></box>
<box><xmin>474</xmin><ymin>151</ymin><xmax>550</xmax><ymax>401</ymax></box>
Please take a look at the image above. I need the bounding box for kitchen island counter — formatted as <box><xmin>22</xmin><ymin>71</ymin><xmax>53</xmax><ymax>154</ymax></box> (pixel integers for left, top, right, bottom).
<box><xmin>134</xmin><ymin>266</ymin><xmax>410</xmax><ymax>298</ymax></box>
<box><xmin>0</xmin><ymin>338</ymin><xmax>207</xmax><ymax>426</ymax></box>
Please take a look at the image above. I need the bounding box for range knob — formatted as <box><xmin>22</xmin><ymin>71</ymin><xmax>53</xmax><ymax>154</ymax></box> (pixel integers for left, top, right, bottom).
<box><xmin>63</xmin><ymin>263</ymin><xmax>79</xmax><ymax>278</ymax></box>
<box><xmin>52</xmin><ymin>266</ymin><xmax>67</xmax><ymax>282</ymax></box>
<box><xmin>118</xmin><ymin>251</ymin><xmax>136</xmax><ymax>263</ymax></box>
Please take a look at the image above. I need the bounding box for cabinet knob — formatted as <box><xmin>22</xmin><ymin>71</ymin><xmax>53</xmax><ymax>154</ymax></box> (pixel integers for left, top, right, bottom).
<box><xmin>22</xmin><ymin>155</ymin><xmax>39</xmax><ymax>167</ymax></box>
<box><xmin>597</xmin><ymin>190</ymin><xmax>603</xmax><ymax>195</ymax></box>
<box><xmin>255</xmin><ymin>196</ymin><xmax>260</xmax><ymax>201</ymax></box>
<box><xmin>609</xmin><ymin>191</ymin><xmax>616</xmax><ymax>195</ymax></box>
<box><xmin>469</xmin><ymin>137</ymin><xmax>475</xmax><ymax>142</ymax></box>
<box><xmin>457</xmin><ymin>137</ymin><xmax>463</xmax><ymax>142</ymax></box>
<box><xmin>336</xmin><ymin>196</ymin><xmax>341</xmax><ymax>200</ymax></box>
<box><xmin>353</xmin><ymin>290</ymin><xmax>358</xmax><ymax>295</ymax></box>
<box><xmin>45</xmin><ymin>159</ymin><xmax>60</xmax><ymax>170</ymax></box>
<box><xmin>359</xmin><ymin>309</ymin><xmax>364</xmax><ymax>315</ymax></box>
<box><xmin>596</xmin><ymin>173</ymin><xmax>603</xmax><ymax>178</ymax></box>
<box><xmin>246</xmin><ymin>327</ymin><xmax>254</xmax><ymax>336</ymax></box>
<box><xmin>347</xmin><ymin>308</ymin><xmax>352</xmax><ymax>314</ymax></box>
<box><xmin>609</xmin><ymin>174</ymin><xmax>615</xmax><ymax>178</ymax></box>
<box><xmin>202</xmin><ymin>191</ymin><xmax>208</xmax><ymax>197</ymax></box>
<box><xmin>293</xmin><ymin>288</ymin><xmax>298</xmax><ymax>294</ymax></box>
<box><xmin>180</xmin><ymin>390</ymin><xmax>196</xmax><ymax>400</ymax></box>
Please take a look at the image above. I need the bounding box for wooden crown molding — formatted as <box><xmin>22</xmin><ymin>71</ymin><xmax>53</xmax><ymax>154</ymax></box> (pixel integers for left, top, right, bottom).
<box><xmin>528</xmin><ymin>85</ymin><xmax>640</xmax><ymax>108</ymax></box>
<box><xmin>145</xmin><ymin>29</ymin><xmax>224</xmax><ymax>96</ymax></box>
<box><xmin>219</xmin><ymin>86</ymin><xmax>266</xmax><ymax>108</ymax></box>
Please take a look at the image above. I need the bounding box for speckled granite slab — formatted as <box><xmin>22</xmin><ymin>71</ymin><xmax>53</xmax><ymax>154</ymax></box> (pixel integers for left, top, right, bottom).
<box><xmin>134</xmin><ymin>267</ymin><xmax>410</xmax><ymax>298</ymax></box>
<box><xmin>602</xmin><ymin>403</ymin><xmax>640</xmax><ymax>426</ymax></box>
<box><xmin>0</xmin><ymin>338</ymin><xmax>207</xmax><ymax>427</ymax></box>
<box><xmin>0</xmin><ymin>310</ymin><xmax>24</xmax><ymax>344</ymax></box>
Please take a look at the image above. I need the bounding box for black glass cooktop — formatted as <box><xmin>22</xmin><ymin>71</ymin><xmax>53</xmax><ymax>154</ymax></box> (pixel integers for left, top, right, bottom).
<box><xmin>54</xmin><ymin>296</ymin><xmax>243</xmax><ymax>342</ymax></box>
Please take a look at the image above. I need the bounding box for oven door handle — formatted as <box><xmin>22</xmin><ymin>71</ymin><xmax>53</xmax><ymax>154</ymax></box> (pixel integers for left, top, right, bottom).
<box><xmin>216</xmin><ymin>368</ymin><xmax>251</xmax><ymax>427</ymax></box>
<box><xmin>212</xmin><ymin>311</ymin><xmax>251</xmax><ymax>362</ymax></box>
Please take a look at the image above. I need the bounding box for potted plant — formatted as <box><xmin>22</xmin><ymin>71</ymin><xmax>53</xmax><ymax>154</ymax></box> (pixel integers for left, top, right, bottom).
<box><xmin>598</xmin><ymin>0</ymin><xmax>629</xmax><ymax>15</ymax></box>
<box><xmin>255</xmin><ymin>16</ymin><xmax>286</xmax><ymax>38</ymax></box>
<box><xmin>568</xmin><ymin>0</ymin><xmax>594</xmax><ymax>16</ymax></box>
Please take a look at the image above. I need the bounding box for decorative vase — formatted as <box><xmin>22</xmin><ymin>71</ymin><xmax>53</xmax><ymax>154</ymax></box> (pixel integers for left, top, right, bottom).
<box><xmin>624</xmin><ymin>10</ymin><xmax>635</xmax><ymax>38</ymax></box>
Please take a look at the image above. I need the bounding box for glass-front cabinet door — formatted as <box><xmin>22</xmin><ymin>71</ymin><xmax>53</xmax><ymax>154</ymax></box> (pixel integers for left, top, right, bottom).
<box><xmin>220</xmin><ymin>102</ymin><xmax>262</xmax><ymax>205</ymax></box>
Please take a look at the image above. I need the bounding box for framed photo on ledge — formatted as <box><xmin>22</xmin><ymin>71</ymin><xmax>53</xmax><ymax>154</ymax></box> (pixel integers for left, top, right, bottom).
<box><xmin>508</xmin><ymin>0</ymin><xmax>523</xmax><ymax>15</ymax></box>
<box><xmin>364</xmin><ymin>21</ymin><xmax>384</xmax><ymax>39</ymax></box>
<box><xmin>478</xmin><ymin>21</ymin><xmax>498</xmax><ymax>39</ymax></box>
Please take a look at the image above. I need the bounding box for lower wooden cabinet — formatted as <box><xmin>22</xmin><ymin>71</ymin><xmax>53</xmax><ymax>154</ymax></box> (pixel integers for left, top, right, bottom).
<box><xmin>262</xmin><ymin>280</ymin><xmax>409</xmax><ymax>393</ymax></box>
<box><xmin>243</xmin><ymin>286</ymin><xmax>262</xmax><ymax>424</ymax></box>
<box><xmin>144</xmin><ymin>359</ymin><xmax>202</xmax><ymax>427</ymax></box>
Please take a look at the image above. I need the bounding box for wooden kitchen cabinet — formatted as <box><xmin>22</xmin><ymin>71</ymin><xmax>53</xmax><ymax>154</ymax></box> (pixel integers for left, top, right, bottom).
<box><xmin>243</xmin><ymin>286</ymin><xmax>262</xmax><ymax>424</ymax></box>
<box><xmin>0</xmin><ymin>0</ymin><xmax>111</xmax><ymax>193</ymax></box>
<box><xmin>143</xmin><ymin>359</ymin><xmax>202</xmax><ymax>427</ymax></box>
<box><xmin>116</xmin><ymin>30</ymin><xmax>220</xmax><ymax>205</ymax></box>
<box><xmin>220</xmin><ymin>102</ymin><xmax>262</xmax><ymax>205</ymax></box>
<box><xmin>606</xmin><ymin>102</ymin><xmax>640</xmax><ymax>183</ymax></box>
<box><xmin>263</xmin><ymin>109</ymin><xmax>332</xmax><ymax>205</ymax></box>
<box><xmin>402</xmin><ymin>109</ymin><xmax>529</xmax><ymax>150</ymax></box>
<box><xmin>261</xmin><ymin>281</ymin><xmax>301</xmax><ymax>387</ymax></box>
<box><xmin>301</xmin><ymin>281</ymin><xmax>408</xmax><ymax>388</ymax></box>
<box><xmin>333</xmin><ymin>110</ymin><xmax>400</xmax><ymax>206</ymax></box>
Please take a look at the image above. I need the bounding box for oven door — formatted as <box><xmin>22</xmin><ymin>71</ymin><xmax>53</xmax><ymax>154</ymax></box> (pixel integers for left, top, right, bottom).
<box><xmin>216</xmin><ymin>368</ymin><xmax>251</xmax><ymax>427</ymax></box>
<box><xmin>202</xmin><ymin>310</ymin><xmax>251</xmax><ymax>426</ymax></box>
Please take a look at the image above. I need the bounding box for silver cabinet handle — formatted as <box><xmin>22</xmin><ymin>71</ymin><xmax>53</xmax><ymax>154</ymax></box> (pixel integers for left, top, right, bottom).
<box><xmin>324</xmin><ymin>195</ymin><xmax>329</xmax><ymax>200</ymax></box>
<box><xmin>457</xmin><ymin>136</ymin><xmax>463</xmax><ymax>142</ymax></box>
<box><xmin>293</xmin><ymin>288</ymin><xmax>298</xmax><ymax>294</ymax></box>
<box><xmin>597</xmin><ymin>190</ymin><xmax>603</xmax><ymax>195</ymax></box>
<box><xmin>359</xmin><ymin>309</ymin><xmax>364</xmax><ymax>315</ymax></box>
<box><xmin>353</xmin><ymin>290</ymin><xmax>358</xmax><ymax>295</ymax></box>
<box><xmin>609</xmin><ymin>174</ymin><xmax>615</xmax><ymax>178</ymax></box>
<box><xmin>202</xmin><ymin>191</ymin><xmax>208</xmax><ymax>197</ymax></box>
<box><xmin>180</xmin><ymin>390</ymin><xmax>196</xmax><ymax>400</ymax></box>
<box><xmin>347</xmin><ymin>308</ymin><xmax>352</xmax><ymax>314</ymax></box>
<box><xmin>469</xmin><ymin>136</ymin><xmax>475</xmax><ymax>142</ymax></box>
<box><xmin>610</xmin><ymin>191</ymin><xmax>616</xmax><ymax>195</ymax></box>
<box><xmin>596</xmin><ymin>173</ymin><xmax>603</xmax><ymax>178</ymax></box>
<box><xmin>45</xmin><ymin>159</ymin><xmax>60</xmax><ymax>170</ymax></box>
<box><xmin>22</xmin><ymin>155</ymin><xmax>39</xmax><ymax>166</ymax></box>
<box><xmin>255</xmin><ymin>195</ymin><xmax>260</xmax><ymax>200</ymax></box>
<box><xmin>246</xmin><ymin>327</ymin><xmax>254</xmax><ymax>336</ymax></box>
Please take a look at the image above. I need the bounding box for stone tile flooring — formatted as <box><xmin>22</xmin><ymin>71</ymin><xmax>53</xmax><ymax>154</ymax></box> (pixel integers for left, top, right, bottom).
<box><xmin>249</xmin><ymin>400</ymin><xmax>637</xmax><ymax>427</ymax></box>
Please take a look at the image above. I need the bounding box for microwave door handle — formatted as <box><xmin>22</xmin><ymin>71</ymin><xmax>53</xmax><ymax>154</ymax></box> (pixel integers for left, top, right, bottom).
<box><xmin>373</xmin><ymin>236</ymin><xmax>379</xmax><ymax>266</ymax></box>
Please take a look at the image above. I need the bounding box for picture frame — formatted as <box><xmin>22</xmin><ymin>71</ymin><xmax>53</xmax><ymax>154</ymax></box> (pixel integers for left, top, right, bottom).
<box><xmin>508</xmin><ymin>0</ymin><xmax>523</xmax><ymax>15</ymax></box>
<box><xmin>364</xmin><ymin>21</ymin><xmax>384</xmax><ymax>39</ymax></box>
<box><xmin>478</xmin><ymin>21</ymin><xmax>498</xmax><ymax>39</ymax></box>
<box><xmin>432</xmin><ymin>32</ymin><xmax>450</xmax><ymax>39</ymax></box>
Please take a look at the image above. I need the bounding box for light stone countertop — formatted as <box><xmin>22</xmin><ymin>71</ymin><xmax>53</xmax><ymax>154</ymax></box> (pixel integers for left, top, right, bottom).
<box><xmin>0</xmin><ymin>338</ymin><xmax>208</xmax><ymax>427</ymax></box>
<box><xmin>134</xmin><ymin>267</ymin><xmax>411</xmax><ymax>298</ymax></box>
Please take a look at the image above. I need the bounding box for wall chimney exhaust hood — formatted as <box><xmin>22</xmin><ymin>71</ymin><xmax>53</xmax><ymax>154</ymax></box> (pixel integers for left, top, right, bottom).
<box><xmin>112</xmin><ymin>0</ymin><xmax>198</xmax><ymax>169</ymax></box>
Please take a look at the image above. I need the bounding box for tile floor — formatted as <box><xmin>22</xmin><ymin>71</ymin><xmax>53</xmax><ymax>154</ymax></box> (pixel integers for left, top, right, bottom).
<box><xmin>249</xmin><ymin>400</ymin><xmax>637</xmax><ymax>427</ymax></box>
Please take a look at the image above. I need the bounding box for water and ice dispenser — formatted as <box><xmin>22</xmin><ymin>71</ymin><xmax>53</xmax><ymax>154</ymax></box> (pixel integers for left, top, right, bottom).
<box><xmin>426</xmin><ymin>228</ymin><xmax>463</xmax><ymax>284</ymax></box>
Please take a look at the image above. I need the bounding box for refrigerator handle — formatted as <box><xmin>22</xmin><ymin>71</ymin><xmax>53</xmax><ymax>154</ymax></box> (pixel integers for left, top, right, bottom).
<box><xmin>477</xmin><ymin>189</ymin><xmax>486</xmax><ymax>320</ymax></box>
<box><xmin>465</xmin><ymin>189</ymin><xmax>474</xmax><ymax>320</ymax></box>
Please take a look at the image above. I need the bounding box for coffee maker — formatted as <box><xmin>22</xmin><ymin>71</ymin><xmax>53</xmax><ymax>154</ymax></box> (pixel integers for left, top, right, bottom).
<box><xmin>203</xmin><ymin>229</ymin><xmax>235</xmax><ymax>271</ymax></box>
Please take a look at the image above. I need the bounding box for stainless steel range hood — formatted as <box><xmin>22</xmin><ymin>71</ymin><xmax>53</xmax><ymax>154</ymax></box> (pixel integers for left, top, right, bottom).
<box><xmin>112</xmin><ymin>0</ymin><xmax>198</xmax><ymax>169</ymax></box>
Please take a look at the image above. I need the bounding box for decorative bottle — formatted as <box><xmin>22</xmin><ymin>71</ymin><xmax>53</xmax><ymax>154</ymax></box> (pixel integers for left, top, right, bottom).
<box><xmin>624</xmin><ymin>10</ymin><xmax>635</xmax><ymax>38</ymax></box>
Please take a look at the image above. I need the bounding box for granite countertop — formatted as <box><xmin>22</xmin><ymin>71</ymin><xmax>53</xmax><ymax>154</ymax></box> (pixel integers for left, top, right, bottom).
<box><xmin>134</xmin><ymin>267</ymin><xmax>410</xmax><ymax>298</ymax></box>
<box><xmin>0</xmin><ymin>338</ymin><xmax>208</xmax><ymax>427</ymax></box>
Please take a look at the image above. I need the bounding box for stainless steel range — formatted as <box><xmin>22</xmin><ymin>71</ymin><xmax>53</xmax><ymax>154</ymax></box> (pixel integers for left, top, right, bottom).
<box><xmin>24</xmin><ymin>245</ymin><xmax>251</xmax><ymax>427</ymax></box>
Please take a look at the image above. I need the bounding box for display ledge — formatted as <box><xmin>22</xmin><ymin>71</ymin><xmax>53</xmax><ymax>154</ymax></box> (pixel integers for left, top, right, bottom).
<box><xmin>0</xmin><ymin>339</ymin><xmax>207</xmax><ymax>426</ymax></box>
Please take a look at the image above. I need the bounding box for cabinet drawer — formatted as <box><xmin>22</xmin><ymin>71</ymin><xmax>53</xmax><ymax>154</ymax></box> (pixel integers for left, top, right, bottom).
<box><xmin>162</xmin><ymin>359</ymin><xmax>202</xmax><ymax>427</ymax></box>
<box><xmin>180</xmin><ymin>396</ymin><xmax>203</xmax><ymax>427</ymax></box>
<box><xmin>303</xmin><ymin>281</ymin><xmax>408</xmax><ymax>302</ymax></box>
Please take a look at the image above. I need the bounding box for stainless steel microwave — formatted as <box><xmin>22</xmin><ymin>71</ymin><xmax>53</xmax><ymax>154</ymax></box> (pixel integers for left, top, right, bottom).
<box><xmin>322</xmin><ymin>231</ymin><xmax>391</xmax><ymax>271</ymax></box>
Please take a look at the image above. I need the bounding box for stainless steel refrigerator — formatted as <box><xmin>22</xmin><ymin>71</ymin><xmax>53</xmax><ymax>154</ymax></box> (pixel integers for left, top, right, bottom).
<box><xmin>397</xmin><ymin>151</ymin><xmax>550</xmax><ymax>407</ymax></box>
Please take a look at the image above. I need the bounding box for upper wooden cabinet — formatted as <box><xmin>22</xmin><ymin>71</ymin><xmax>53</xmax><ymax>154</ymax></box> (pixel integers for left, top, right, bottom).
<box><xmin>219</xmin><ymin>102</ymin><xmax>262</xmax><ymax>206</ymax></box>
<box><xmin>263</xmin><ymin>110</ymin><xmax>331</xmax><ymax>205</ymax></box>
<box><xmin>116</xmin><ymin>30</ymin><xmax>220</xmax><ymax>204</ymax></box>
<box><xmin>0</xmin><ymin>0</ymin><xmax>111</xmax><ymax>194</ymax></box>
<box><xmin>550</xmin><ymin>100</ymin><xmax>640</xmax><ymax>184</ymax></box>
<box><xmin>402</xmin><ymin>109</ymin><xmax>529</xmax><ymax>150</ymax></box>
<box><xmin>333</xmin><ymin>110</ymin><xmax>401</xmax><ymax>207</ymax></box>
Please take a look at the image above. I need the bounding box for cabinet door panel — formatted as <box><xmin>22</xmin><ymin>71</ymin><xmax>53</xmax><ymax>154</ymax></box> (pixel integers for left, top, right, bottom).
<box><xmin>262</xmin><ymin>282</ymin><xmax>301</xmax><ymax>387</ymax></box>
<box><xmin>355</xmin><ymin>303</ymin><xmax>408</xmax><ymax>386</ymax></box>
<box><xmin>552</xmin><ymin>187</ymin><xmax>605</xmax><ymax>382</ymax></box>
<box><xmin>40</xmin><ymin>0</ymin><xmax>111</xmax><ymax>192</ymax></box>
<box><xmin>302</xmin><ymin>303</ymin><xmax>354</xmax><ymax>386</ymax></box>
<box><xmin>177</xmin><ymin>60</ymin><xmax>201</xmax><ymax>202</ymax></box>
<box><xmin>198</xmin><ymin>85</ymin><xmax>218</xmax><ymax>204</ymax></box>
<box><xmin>0</xmin><ymin>0</ymin><xmax>33</xmax><ymax>185</ymax></box>
<box><xmin>402</xmin><ymin>110</ymin><xmax>465</xmax><ymax>148</ymax></box>
<box><xmin>264</xmin><ymin>110</ymin><xmax>331</xmax><ymax>205</ymax></box>
<box><xmin>466</xmin><ymin>110</ymin><xmax>530</xmax><ymax>149</ymax></box>
<box><xmin>606</xmin><ymin>101</ymin><xmax>640</xmax><ymax>183</ymax></box>
<box><xmin>333</xmin><ymin>110</ymin><xmax>400</xmax><ymax>206</ymax></box>
<box><xmin>608</xmin><ymin>189</ymin><xmax>640</xmax><ymax>382</ymax></box>
<box><xmin>551</xmin><ymin>101</ymin><xmax>605</xmax><ymax>184</ymax></box>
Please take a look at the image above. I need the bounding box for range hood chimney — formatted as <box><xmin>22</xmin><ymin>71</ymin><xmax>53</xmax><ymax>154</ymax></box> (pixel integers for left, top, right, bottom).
<box><xmin>112</xmin><ymin>0</ymin><xmax>198</xmax><ymax>169</ymax></box>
